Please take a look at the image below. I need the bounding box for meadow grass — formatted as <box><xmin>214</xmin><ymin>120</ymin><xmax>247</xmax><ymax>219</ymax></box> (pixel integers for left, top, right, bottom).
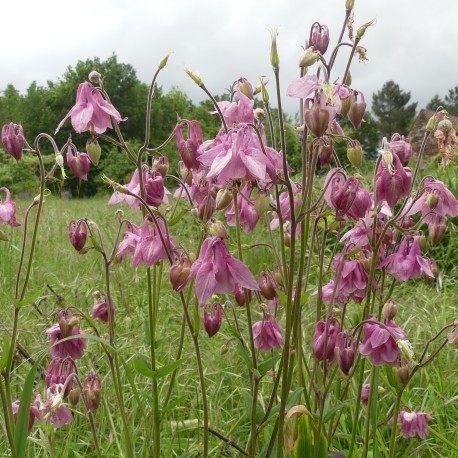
<box><xmin>1</xmin><ymin>194</ymin><xmax>458</xmax><ymax>457</ymax></box>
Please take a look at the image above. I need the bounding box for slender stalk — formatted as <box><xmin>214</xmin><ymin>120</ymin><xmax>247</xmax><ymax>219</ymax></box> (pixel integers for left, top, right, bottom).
<box><xmin>0</xmin><ymin>377</ymin><xmax>16</xmax><ymax>457</ymax></box>
<box><xmin>388</xmin><ymin>393</ymin><xmax>402</xmax><ymax>458</ymax></box>
<box><xmin>362</xmin><ymin>365</ymin><xmax>378</xmax><ymax>458</ymax></box>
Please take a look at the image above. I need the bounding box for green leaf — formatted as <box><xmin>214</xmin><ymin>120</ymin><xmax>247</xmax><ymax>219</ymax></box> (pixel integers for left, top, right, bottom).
<box><xmin>168</xmin><ymin>208</ymin><xmax>188</xmax><ymax>227</ymax></box>
<box><xmin>14</xmin><ymin>357</ymin><xmax>42</xmax><ymax>458</ymax></box>
<box><xmin>119</xmin><ymin>356</ymin><xmax>145</xmax><ymax>416</ymax></box>
<box><xmin>235</xmin><ymin>339</ymin><xmax>253</xmax><ymax>370</ymax></box>
<box><xmin>15</xmin><ymin>288</ymin><xmax>46</xmax><ymax>309</ymax></box>
<box><xmin>0</xmin><ymin>337</ymin><xmax>10</xmax><ymax>370</ymax></box>
<box><xmin>162</xmin><ymin>395</ymin><xmax>187</xmax><ymax>415</ymax></box>
<box><xmin>258</xmin><ymin>355</ymin><xmax>281</xmax><ymax>376</ymax></box>
<box><xmin>132</xmin><ymin>356</ymin><xmax>186</xmax><ymax>380</ymax></box>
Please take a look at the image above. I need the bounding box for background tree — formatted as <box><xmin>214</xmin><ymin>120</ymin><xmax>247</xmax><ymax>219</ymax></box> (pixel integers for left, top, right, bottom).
<box><xmin>372</xmin><ymin>80</ymin><xmax>417</xmax><ymax>138</ymax></box>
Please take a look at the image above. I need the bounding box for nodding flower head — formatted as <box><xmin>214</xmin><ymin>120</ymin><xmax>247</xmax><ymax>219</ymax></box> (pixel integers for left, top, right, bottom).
<box><xmin>66</xmin><ymin>146</ymin><xmax>91</xmax><ymax>181</ymax></box>
<box><xmin>2</xmin><ymin>123</ymin><xmax>24</xmax><ymax>161</ymax></box>
<box><xmin>83</xmin><ymin>371</ymin><xmax>102</xmax><ymax>413</ymax></box>
<box><xmin>203</xmin><ymin>303</ymin><xmax>223</xmax><ymax>337</ymax></box>
<box><xmin>252</xmin><ymin>312</ymin><xmax>284</xmax><ymax>352</ymax></box>
<box><xmin>68</xmin><ymin>220</ymin><xmax>87</xmax><ymax>252</ymax></box>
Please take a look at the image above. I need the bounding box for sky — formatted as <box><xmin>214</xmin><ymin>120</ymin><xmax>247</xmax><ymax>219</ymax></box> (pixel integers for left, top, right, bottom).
<box><xmin>1</xmin><ymin>0</ymin><xmax>457</xmax><ymax>117</ymax></box>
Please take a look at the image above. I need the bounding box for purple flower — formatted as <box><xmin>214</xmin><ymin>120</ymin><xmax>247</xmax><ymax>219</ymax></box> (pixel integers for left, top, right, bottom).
<box><xmin>82</xmin><ymin>371</ymin><xmax>102</xmax><ymax>413</ymax></box>
<box><xmin>203</xmin><ymin>303</ymin><xmax>223</xmax><ymax>337</ymax></box>
<box><xmin>68</xmin><ymin>220</ymin><xmax>87</xmax><ymax>252</ymax></box>
<box><xmin>143</xmin><ymin>168</ymin><xmax>165</xmax><ymax>207</ymax></box>
<box><xmin>12</xmin><ymin>400</ymin><xmax>40</xmax><ymax>434</ymax></box>
<box><xmin>359</xmin><ymin>317</ymin><xmax>407</xmax><ymax>366</ymax></box>
<box><xmin>361</xmin><ymin>383</ymin><xmax>371</xmax><ymax>405</ymax></box>
<box><xmin>2</xmin><ymin>122</ymin><xmax>24</xmax><ymax>161</ymax></box>
<box><xmin>132</xmin><ymin>216</ymin><xmax>176</xmax><ymax>268</ymax></box>
<box><xmin>389</xmin><ymin>134</ymin><xmax>412</xmax><ymax>166</ymax></box>
<box><xmin>378</xmin><ymin>237</ymin><xmax>433</xmax><ymax>282</ymax></box>
<box><xmin>308</xmin><ymin>24</ymin><xmax>330</xmax><ymax>54</ymax></box>
<box><xmin>374</xmin><ymin>152</ymin><xmax>411</xmax><ymax>208</ymax></box>
<box><xmin>0</xmin><ymin>187</ymin><xmax>20</xmax><ymax>227</ymax></box>
<box><xmin>335</xmin><ymin>331</ymin><xmax>356</xmax><ymax>375</ymax></box>
<box><xmin>215</xmin><ymin>90</ymin><xmax>254</xmax><ymax>125</ymax></box>
<box><xmin>398</xmin><ymin>409</ymin><xmax>432</xmax><ymax>439</ymax></box>
<box><xmin>46</xmin><ymin>357</ymin><xmax>75</xmax><ymax>397</ymax></box>
<box><xmin>116</xmin><ymin>223</ymin><xmax>141</xmax><ymax>262</ymax></box>
<box><xmin>186</xmin><ymin>236</ymin><xmax>259</xmax><ymax>305</ymax></box>
<box><xmin>252</xmin><ymin>313</ymin><xmax>284</xmax><ymax>352</ymax></box>
<box><xmin>66</xmin><ymin>146</ymin><xmax>90</xmax><ymax>181</ymax></box>
<box><xmin>312</xmin><ymin>318</ymin><xmax>341</xmax><ymax>361</ymax></box>
<box><xmin>56</xmin><ymin>82</ymin><xmax>126</xmax><ymax>134</ymax></box>
<box><xmin>108</xmin><ymin>169</ymin><xmax>141</xmax><ymax>209</ymax></box>
<box><xmin>92</xmin><ymin>291</ymin><xmax>115</xmax><ymax>323</ymax></box>
<box><xmin>226</xmin><ymin>185</ymin><xmax>259</xmax><ymax>233</ymax></box>
<box><xmin>175</xmin><ymin>120</ymin><xmax>203</xmax><ymax>170</ymax></box>
<box><xmin>41</xmin><ymin>384</ymin><xmax>73</xmax><ymax>428</ymax></box>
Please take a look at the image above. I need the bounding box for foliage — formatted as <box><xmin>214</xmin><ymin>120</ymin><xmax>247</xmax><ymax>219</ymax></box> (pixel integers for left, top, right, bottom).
<box><xmin>427</xmin><ymin>86</ymin><xmax>458</xmax><ymax>116</ymax></box>
<box><xmin>372</xmin><ymin>80</ymin><xmax>417</xmax><ymax>138</ymax></box>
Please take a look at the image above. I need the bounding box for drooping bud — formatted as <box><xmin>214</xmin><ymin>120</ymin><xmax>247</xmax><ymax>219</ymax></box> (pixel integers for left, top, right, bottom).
<box><xmin>437</xmin><ymin>119</ymin><xmax>453</xmax><ymax>133</ymax></box>
<box><xmin>254</xmin><ymin>189</ymin><xmax>271</xmax><ymax>216</ymax></box>
<box><xmin>91</xmin><ymin>291</ymin><xmax>116</xmax><ymax>323</ymax></box>
<box><xmin>169</xmin><ymin>254</ymin><xmax>191</xmax><ymax>291</ymax></box>
<box><xmin>85</xmin><ymin>138</ymin><xmax>101</xmax><ymax>166</ymax></box>
<box><xmin>318</xmin><ymin>138</ymin><xmax>333</xmax><ymax>168</ymax></box>
<box><xmin>304</xmin><ymin>97</ymin><xmax>329</xmax><ymax>138</ymax></box>
<box><xmin>312</xmin><ymin>318</ymin><xmax>341</xmax><ymax>361</ymax></box>
<box><xmin>207</xmin><ymin>218</ymin><xmax>229</xmax><ymax>239</ymax></box>
<box><xmin>2</xmin><ymin>123</ymin><xmax>24</xmax><ymax>161</ymax></box>
<box><xmin>299</xmin><ymin>46</ymin><xmax>320</xmax><ymax>68</ymax></box>
<box><xmin>234</xmin><ymin>284</ymin><xmax>251</xmax><ymax>306</ymax></box>
<box><xmin>203</xmin><ymin>303</ymin><xmax>223</xmax><ymax>337</ymax></box>
<box><xmin>382</xmin><ymin>299</ymin><xmax>398</xmax><ymax>321</ymax></box>
<box><xmin>309</xmin><ymin>24</ymin><xmax>330</xmax><ymax>55</ymax></box>
<box><xmin>389</xmin><ymin>134</ymin><xmax>412</xmax><ymax>167</ymax></box>
<box><xmin>88</xmin><ymin>71</ymin><xmax>101</xmax><ymax>83</ymax></box>
<box><xmin>258</xmin><ymin>271</ymin><xmax>277</xmax><ymax>300</ymax></box>
<box><xmin>414</xmin><ymin>231</ymin><xmax>427</xmax><ymax>251</ymax></box>
<box><xmin>184</xmin><ymin>68</ymin><xmax>204</xmax><ymax>87</ymax></box>
<box><xmin>261</xmin><ymin>81</ymin><xmax>270</xmax><ymax>105</ymax></box>
<box><xmin>153</xmin><ymin>156</ymin><xmax>169</xmax><ymax>177</ymax></box>
<box><xmin>82</xmin><ymin>371</ymin><xmax>102</xmax><ymax>413</ymax></box>
<box><xmin>330</xmin><ymin>176</ymin><xmax>359</xmax><ymax>220</ymax></box>
<box><xmin>238</xmin><ymin>78</ymin><xmax>254</xmax><ymax>100</ymax></box>
<box><xmin>69</xmin><ymin>220</ymin><xmax>87</xmax><ymax>252</ymax></box>
<box><xmin>178</xmin><ymin>161</ymin><xmax>192</xmax><ymax>186</ymax></box>
<box><xmin>429</xmin><ymin>217</ymin><xmax>446</xmax><ymax>246</ymax></box>
<box><xmin>345</xmin><ymin>0</ymin><xmax>355</xmax><ymax>12</ymax></box>
<box><xmin>215</xmin><ymin>188</ymin><xmax>233</xmax><ymax>211</ymax></box>
<box><xmin>335</xmin><ymin>331</ymin><xmax>356</xmax><ymax>375</ymax></box>
<box><xmin>348</xmin><ymin>92</ymin><xmax>366</xmax><ymax>129</ymax></box>
<box><xmin>68</xmin><ymin>381</ymin><xmax>81</xmax><ymax>407</ymax></box>
<box><xmin>197</xmin><ymin>197</ymin><xmax>215</xmax><ymax>222</ymax></box>
<box><xmin>175</xmin><ymin>120</ymin><xmax>203</xmax><ymax>170</ymax></box>
<box><xmin>392</xmin><ymin>363</ymin><xmax>410</xmax><ymax>388</ymax></box>
<box><xmin>143</xmin><ymin>168</ymin><xmax>165</xmax><ymax>207</ymax></box>
<box><xmin>67</xmin><ymin>146</ymin><xmax>91</xmax><ymax>181</ymax></box>
<box><xmin>340</xmin><ymin>94</ymin><xmax>351</xmax><ymax>117</ymax></box>
<box><xmin>347</xmin><ymin>139</ymin><xmax>363</xmax><ymax>168</ymax></box>
<box><xmin>426</xmin><ymin>112</ymin><xmax>440</xmax><ymax>132</ymax></box>
<box><xmin>254</xmin><ymin>108</ymin><xmax>266</xmax><ymax>121</ymax></box>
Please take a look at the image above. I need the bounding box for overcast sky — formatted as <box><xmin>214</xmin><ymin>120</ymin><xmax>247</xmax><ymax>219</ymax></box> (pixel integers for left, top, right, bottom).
<box><xmin>1</xmin><ymin>0</ymin><xmax>457</xmax><ymax>117</ymax></box>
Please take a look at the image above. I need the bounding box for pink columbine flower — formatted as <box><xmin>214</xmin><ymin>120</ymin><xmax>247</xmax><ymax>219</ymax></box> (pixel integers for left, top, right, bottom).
<box><xmin>68</xmin><ymin>220</ymin><xmax>87</xmax><ymax>252</ymax></box>
<box><xmin>234</xmin><ymin>284</ymin><xmax>252</xmax><ymax>307</ymax></box>
<box><xmin>46</xmin><ymin>357</ymin><xmax>75</xmax><ymax>396</ymax></box>
<box><xmin>258</xmin><ymin>271</ymin><xmax>277</xmax><ymax>300</ymax></box>
<box><xmin>389</xmin><ymin>134</ymin><xmax>412</xmax><ymax>166</ymax></box>
<box><xmin>348</xmin><ymin>91</ymin><xmax>367</xmax><ymax>129</ymax></box>
<box><xmin>312</xmin><ymin>318</ymin><xmax>341</xmax><ymax>361</ymax></box>
<box><xmin>359</xmin><ymin>317</ymin><xmax>407</xmax><ymax>366</ymax></box>
<box><xmin>2</xmin><ymin>122</ymin><xmax>24</xmax><ymax>161</ymax></box>
<box><xmin>308</xmin><ymin>24</ymin><xmax>330</xmax><ymax>54</ymax></box>
<box><xmin>252</xmin><ymin>313</ymin><xmax>284</xmax><ymax>352</ymax></box>
<box><xmin>186</xmin><ymin>236</ymin><xmax>259</xmax><ymax>305</ymax></box>
<box><xmin>56</xmin><ymin>82</ymin><xmax>126</xmax><ymax>134</ymax></box>
<box><xmin>116</xmin><ymin>223</ymin><xmax>141</xmax><ymax>262</ymax></box>
<box><xmin>92</xmin><ymin>291</ymin><xmax>116</xmax><ymax>323</ymax></box>
<box><xmin>175</xmin><ymin>120</ymin><xmax>203</xmax><ymax>170</ymax></box>
<box><xmin>0</xmin><ymin>187</ymin><xmax>20</xmax><ymax>227</ymax></box>
<box><xmin>82</xmin><ymin>371</ymin><xmax>102</xmax><ymax>413</ymax></box>
<box><xmin>132</xmin><ymin>215</ymin><xmax>176</xmax><ymax>268</ymax></box>
<box><xmin>374</xmin><ymin>151</ymin><xmax>411</xmax><ymax>208</ymax></box>
<box><xmin>169</xmin><ymin>253</ymin><xmax>192</xmax><ymax>292</ymax></box>
<box><xmin>203</xmin><ymin>303</ymin><xmax>223</xmax><ymax>337</ymax></box>
<box><xmin>335</xmin><ymin>331</ymin><xmax>356</xmax><ymax>375</ymax></box>
<box><xmin>198</xmin><ymin>125</ymin><xmax>273</xmax><ymax>184</ymax></box>
<box><xmin>41</xmin><ymin>384</ymin><xmax>73</xmax><ymax>428</ymax></box>
<box><xmin>398</xmin><ymin>409</ymin><xmax>432</xmax><ymax>439</ymax></box>
<box><xmin>66</xmin><ymin>146</ymin><xmax>91</xmax><ymax>181</ymax></box>
<box><xmin>12</xmin><ymin>400</ymin><xmax>41</xmax><ymax>434</ymax></box>
<box><xmin>108</xmin><ymin>169</ymin><xmax>141</xmax><ymax>209</ymax></box>
<box><xmin>406</xmin><ymin>177</ymin><xmax>458</xmax><ymax>223</ymax></box>
<box><xmin>225</xmin><ymin>185</ymin><xmax>259</xmax><ymax>233</ymax></box>
<box><xmin>215</xmin><ymin>90</ymin><xmax>254</xmax><ymax>126</ymax></box>
<box><xmin>46</xmin><ymin>311</ymin><xmax>87</xmax><ymax>360</ymax></box>
<box><xmin>143</xmin><ymin>168</ymin><xmax>165</xmax><ymax>207</ymax></box>
<box><xmin>378</xmin><ymin>236</ymin><xmax>433</xmax><ymax>282</ymax></box>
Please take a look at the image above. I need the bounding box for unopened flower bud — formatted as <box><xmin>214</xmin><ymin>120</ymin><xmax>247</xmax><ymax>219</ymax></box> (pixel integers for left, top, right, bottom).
<box><xmin>178</xmin><ymin>161</ymin><xmax>192</xmax><ymax>186</ymax></box>
<box><xmin>83</xmin><ymin>371</ymin><xmax>102</xmax><ymax>413</ymax></box>
<box><xmin>258</xmin><ymin>271</ymin><xmax>277</xmax><ymax>300</ymax></box>
<box><xmin>203</xmin><ymin>303</ymin><xmax>222</xmax><ymax>337</ymax></box>
<box><xmin>304</xmin><ymin>100</ymin><xmax>329</xmax><ymax>138</ymax></box>
<box><xmin>238</xmin><ymin>78</ymin><xmax>254</xmax><ymax>99</ymax></box>
<box><xmin>220</xmin><ymin>342</ymin><xmax>230</xmax><ymax>355</ymax></box>
<box><xmin>318</xmin><ymin>139</ymin><xmax>333</xmax><ymax>168</ymax></box>
<box><xmin>153</xmin><ymin>156</ymin><xmax>169</xmax><ymax>177</ymax></box>
<box><xmin>382</xmin><ymin>300</ymin><xmax>398</xmax><ymax>321</ymax></box>
<box><xmin>426</xmin><ymin>192</ymin><xmax>439</xmax><ymax>210</ymax></box>
<box><xmin>254</xmin><ymin>189</ymin><xmax>271</xmax><ymax>216</ymax></box>
<box><xmin>184</xmin><ymin>68</ymin><xmax>204</xmax><ymax>87</ymax></box>
<box><xmin>254</xmin><ymin>108</ymin><xmax>266</xmax><ymax>121</ymax></box>
<box><xmin>356</xmin><ymin>19</ymin><xmax>376</xmax><ymax>40</ymax></box>
<box><xmin>2</xmin><ymin>123</ymin><xmax>24</xmax><ymax>161</ymax></box>
<box><xmin>426</xmin><ymin>113</ymin><xmax>440</xmax><ymax>132</ymax></box>
<box><xmin>158</xmin><ymin>52</ymin><xmax>172</xmax><ymax>70</ymax></box>
<box><xmin>261</xmin><ymin>82</ymin><xmax>269</xmax><ymax>105</ymax></box>
<box><xmin>340</xmin><ymin>95</ymin><xmax>351</xmax><ymax>117</ymax></box>
<box><xmin>270</xmin><ymin>29</ymin><xmax>280</xmax><ymax>70</ymax></box>
<box><xmin>393</xmin><ymin>364</ymin><xmax>410</xmax><ymax>387</ymax></box>
<box><xmin>299</xmin><ymin>47</ymin><xmax>319</xmax><ymax>68</ymax></box>
<box><xmin>0</xmin><ymin>229</ymin><xmax>8</xmax><ymax>241</ymax></box>
<box><xmin>429</xmin><ymin>218</ymin><xmax>446</xmax><ymax>246</ymax></box>
<box><xmin>169</xmin><ymin>256</ymin><xmax>191</xmax><ymax>291</ymax></box>
<box><xmin>86</xmin><ymin>138</ymin><xmax>101</xmax><ymax>166</ymax></box>
<box><xmin>335</xmin><ymin>332</ymin><xmax>356</xmax><ymax>375</ymax></box>
<box><xmin>414</xmin><ymin>231</ymin><xmax>427</xmax><ymax>251</ymax></box>
<box><xmin>215</xmin><ymin>188</ymin><xmax>232</xmax><ymax>211</ymax></box>
<box><xmin>437</xmin><ymin>119</ymin><xmax>453</xmax><ymax>133</ymax></box>
<box><xmin>345</xmin><ymin>0</ymin><xmax>355</xmax><ymax>12</ymax></box>
<box><xmin>88</xmin><ymin>71</ymin><xmax>101</xmax><ymax>83</ymax></box>
<box><xmin>207</xmin><ymin>218</ymin><xmax>229</xmax><ymax>239</ymax></box>
<box><xmin>347</xmin><ymin>140</ymin><xmax>363</xmax><ymax>168</ymax></box>
<box><xmin>348</xmin><ymin>93</ymin><xmax>366</xmax><ymax>129</ymax></box>
<box><xmin>68</xmin><ymin>382</ymin><xmax>80</xmax><ymax>407</ymax></box>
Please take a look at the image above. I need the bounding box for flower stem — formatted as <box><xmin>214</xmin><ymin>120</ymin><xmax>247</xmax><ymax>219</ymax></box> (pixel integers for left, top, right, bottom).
<box><xmin>388</xmin><ymin>393</ymin><xmax>402</xmax><ymax>458</ymax></box>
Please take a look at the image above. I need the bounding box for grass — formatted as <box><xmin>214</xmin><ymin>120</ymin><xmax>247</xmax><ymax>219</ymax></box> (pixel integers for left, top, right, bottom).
<box><xmin>1</xmin><ymin>193</ymin><xmax>458</xmax><ymax>457</ymax></box>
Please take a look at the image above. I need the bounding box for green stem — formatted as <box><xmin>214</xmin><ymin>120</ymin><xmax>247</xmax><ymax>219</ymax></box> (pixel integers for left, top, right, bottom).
<box><xmin>388</xmin><ymin>393</ymin><xmax>402</xmax><ymax>458</ymax></box>
<box><xmin>348</xmin><ymin>359</ymin><xmax>366</xmax><ymax>457</ymax></box>
<box><xmin>0</xmin><ymin>376</ymin><xmax>16</xmax><ymax>457</ymax></box>
<box><xmin>362</xmin><ymin>365</ymin><xmax>378</xmax><ymax>458</ymax></box>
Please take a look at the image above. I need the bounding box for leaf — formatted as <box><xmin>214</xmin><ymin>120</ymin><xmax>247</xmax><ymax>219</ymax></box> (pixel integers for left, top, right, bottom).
<box><xmin>168</xmin><ymin>208</ymin><xmax>188</xmax><ymax>227</ymax></box>
<box><xmin>258</xmin><ymin>355</ymin><xmax>281</xmax><ymax>376</ymax></box>
<box><xmin>162</xmin><ymin>395</ymin><xmax>187</xmax><ymax>415</ymax></box>
<box><xmin>241</xmin><ymin>390</ymin><xmax>264</xmax><ymax>423</ymax></box>
<box><xmin>235</xmin><ymin>339</ymin><xmax>253</xmax><ymax>370</ymax></box>
<box><xmin>119</xmin><ymin>356</ymin><xmax>145</xmax><ymax>416</ymax></box>
<box><xmin>0</xmin><ymin>337</ymin><xmax>10</xmax><ymax>370</ymax></box>
<box><xmin>15</xmin><ymin>288</ymin><xmax>46</xmax><ymax>309</ymax></box>
<box><xmin>14</xmin><ymin>357</ymin><xmax>42</xmax><ymax>458</ymax></box>
<box><xmin>132</xmin><ymin>356</ymin><xmax>186</xmax><ymax>380</ymax></box>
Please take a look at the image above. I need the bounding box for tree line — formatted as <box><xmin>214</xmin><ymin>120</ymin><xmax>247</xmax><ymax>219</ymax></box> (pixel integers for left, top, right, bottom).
<box><xmin>1</xmin><ymin>54</ymin><xmax>456</xmax><ymax>196</ymax></box>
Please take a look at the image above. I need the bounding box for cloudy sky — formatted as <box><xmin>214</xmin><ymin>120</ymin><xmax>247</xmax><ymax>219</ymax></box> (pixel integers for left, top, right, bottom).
<box><xmin>1</xmin><ymin>0</ymin><xmax>457</xmax><ymax>116</ymax></box>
